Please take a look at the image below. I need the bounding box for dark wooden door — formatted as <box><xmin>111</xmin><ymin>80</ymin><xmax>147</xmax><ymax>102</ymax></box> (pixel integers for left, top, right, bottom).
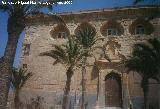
<box><xmin>105</xmin><ymin>73</ymin><xmax>122</xmax><ymax>107</ymax></box>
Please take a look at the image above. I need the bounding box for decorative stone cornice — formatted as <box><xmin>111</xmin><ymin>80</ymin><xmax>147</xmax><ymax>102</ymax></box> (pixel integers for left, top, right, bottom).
<box><xmin>26</xmin><ymin>6</ymin><xmax>160</xmax><ymax>25</ymax></box>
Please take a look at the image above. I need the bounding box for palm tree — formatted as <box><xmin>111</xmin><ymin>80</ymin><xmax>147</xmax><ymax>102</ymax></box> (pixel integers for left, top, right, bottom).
<box><xmin>0</xmin><ymin>0</ymin><xmax>64</xmax><ymax>108</ymax></box>
<box><xmin>11</xmin><ymin>68</ymin><xmax>32</xmax><ymax>109</ymax></box>
<box><xmin>123</xmin><ymin>38</ymin><xmax>160</xmax><ymax>109</ymax></box>
<box><xmin>76</xmin><ymin>25</ymin><xmax>100</xmax><ymax>109</ymax></box>
<box><xmin>40</xmin><ymin>37</ymin><xmax>82</xmax><ymax>109</ymax></box>
<box><xmin>133</xmin><ymin>0</ymin><xmax>159</xmax><ymax>21</ymax></box>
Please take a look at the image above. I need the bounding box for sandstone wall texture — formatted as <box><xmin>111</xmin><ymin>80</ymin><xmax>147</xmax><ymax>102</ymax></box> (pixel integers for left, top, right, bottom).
<box><xmin>18</xmin><ymin>6</ymin><xmax>160</xmax><ymax>109</ymax></box>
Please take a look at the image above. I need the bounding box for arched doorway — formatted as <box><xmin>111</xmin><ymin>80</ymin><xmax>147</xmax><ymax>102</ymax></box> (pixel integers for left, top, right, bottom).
<box><xmin>105</xmin><ymin>72</ymin><xmax>122</xmax><ymax>107</ymax></box>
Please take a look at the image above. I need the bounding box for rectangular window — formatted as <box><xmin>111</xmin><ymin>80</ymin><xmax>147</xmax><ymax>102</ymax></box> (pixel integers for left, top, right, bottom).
<box><xmin>135</xmin><ymin>25</ymin><xmax>145</xmax><ymax>35</ymax></box>
<box><xmin>107</xmin><ymin>29</ymin><xmax>117</xmax><ymax>36</ymax></box>
<box><xmin>57</xmin><ymin>32</ymin><xmax>67</xmax><ymax>39</ymax></box>
<box><xmin>23</xmin><ymin>44</ymin><xmax>31</xmax><ymax>56</ymax></box>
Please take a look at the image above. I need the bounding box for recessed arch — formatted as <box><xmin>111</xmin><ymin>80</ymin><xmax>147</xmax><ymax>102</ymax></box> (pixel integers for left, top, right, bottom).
<box><xmin>105</xmin><ymin>71</ymin><xmax>122</xmax><ymax>107</ymax></box>
<box><xmin>50</xmin><ymin>24</ymin><xmax>70</xmax><ymax>39</ymax></box>
<box><xmin>104</xmin><ymin>71</ymin><xmax>121</xmax><ymax>81</ymax></box>
<box><xmin>74</xmin><ymin>22</ymin><xmax>96</xmax><ymax>36</ymax></box>
<box><xmin>100</xmin><ymin>20</ymin><xmax>124</xmax><ymax>36</ymax></box>
<box><xmin>129</xmin><ymin>19</ymin><xmax>154</xmax><ymax>35</ymax></box>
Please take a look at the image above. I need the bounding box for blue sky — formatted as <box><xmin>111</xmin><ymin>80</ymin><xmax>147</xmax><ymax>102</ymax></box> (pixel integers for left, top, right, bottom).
<box><xmin>0</xmin><ymin>0</ymin><xmax>158</xmax><ymax>67</ymax></box>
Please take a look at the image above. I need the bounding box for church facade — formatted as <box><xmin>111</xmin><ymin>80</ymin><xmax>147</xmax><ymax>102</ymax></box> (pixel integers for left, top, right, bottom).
<box><xmin>19</xmin><ymin>6</ymin><xmax>160</xmax><ymax>109</ymax></box>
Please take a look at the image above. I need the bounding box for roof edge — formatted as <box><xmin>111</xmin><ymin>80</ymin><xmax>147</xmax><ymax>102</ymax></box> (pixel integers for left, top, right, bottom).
<box><xmin>54</xmin><ymin>5</ymin><xmax>160</xmax><ymax>15</ymax></box>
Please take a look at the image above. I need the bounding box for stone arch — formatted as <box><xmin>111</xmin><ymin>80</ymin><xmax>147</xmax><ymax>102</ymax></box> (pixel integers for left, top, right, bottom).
<box><xmin>103</xmin><ymin>70</ymin><xmax>122</xmax><ymax>81</ymax></box>
<box><xmin>104</xmin><ymin>71</ymin><xmax>122</xmax><ymax>107</ymax></box>
<box><xmin>50</xmin><ymin>24</ymin><xmax>70</xmax><ymax>39</ymax></box>
<box><xmin>129</xmin><ymin>19</ymin><xmax>154</xmax><ymax>35</ymax></box>
<box><xmin>74</xmin><ymin>22</ymin><xmax>96</xmax><ymax>36</ymax></box>
<box><xmin>104</xmin><ymin>71</ymin><xmax>122</xmax><ymax>82</ymax></box>
<box><xmin>100</xmin><ymin>20</ymin><xmax>124</xmax><ymax>36</ymax></box>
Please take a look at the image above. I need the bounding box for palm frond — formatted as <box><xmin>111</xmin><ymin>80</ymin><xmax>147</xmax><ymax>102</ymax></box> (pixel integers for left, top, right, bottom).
<box><xmin>76</xmin><ymin>26</ymin><xmax>97</xmax><ymax>49</ymax></box>
<box><xmin>148</xmin><ymin>38</ymin><xmax>160</xmax><ymax>59</ymax></box>
<box><xmin>40</xmin><ymin>45</ymin><xmax>67</xmax><ymax>65</ymax></box>
<box><xmin>0</xmin><ymin>2</ymin><xmax>13</xmax><ymax>15</ymax></box>
<box><xmin>133</xmin><ymin>44</ymin><xmax>153</xmax><ymax>57</ymax></box>
<box><xmin>0</xmin><ymin>0</ymin><xmax>68</xmax><ymax>24</ymax></box>
<box><xmin>11</xmin><ymin>68</ymin><xmax>32</xmax><ymax>91</ymax></box>
<box><xmin>124</xmin><ymin>38</ymin><xmax>160</xmax><ymax>83</ymax></box>
<box><xmin>40</xmin><ymin>36</ymin><xmax>81</xmax><ymax>67</ymax></box>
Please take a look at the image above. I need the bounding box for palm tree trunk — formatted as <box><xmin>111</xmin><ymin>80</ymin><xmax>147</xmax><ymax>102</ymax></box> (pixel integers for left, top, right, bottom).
<box><xmin>141</xmin><ymin>78</ymin><xmax>149</xmax><ymax>109</ymax></box>
<box><xmin>0</xmin><ymin>67</ymin><xmax>12</xmax><ymax>109</ymax></box>
<box><xmin>81</xmin><ymin>57</ymin><xmax>87</xmax><ymax>109</ymax></box>
<box><xmin>14</xmin><ymin>90</ymin><xmax>20</xmax><ymax>109</ymax></box>
<box><xmin>95</xmin><ymin>62</ymin><xmax>99</xmax><ymax>101</ymax></box>
<box><xmin>143</xmin><ymin>90</ymin><xmax>148</xmax><ymax>109</ymax></box>
<box><xmin>0</xmin><ymin>17</ymin><xmax>24</xmax><ymax>109</ymax></box>
<box><xmin>62</xmin><ymin>67</ymin><xmax>74</xmax><ymax>109</ymax></box>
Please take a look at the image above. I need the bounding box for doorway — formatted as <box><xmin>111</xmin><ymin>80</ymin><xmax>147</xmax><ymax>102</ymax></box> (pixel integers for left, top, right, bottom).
<box><xmin>105</xmin><ymin>72</ymin><xmax>122</xmax><ymax>107</ymax></box>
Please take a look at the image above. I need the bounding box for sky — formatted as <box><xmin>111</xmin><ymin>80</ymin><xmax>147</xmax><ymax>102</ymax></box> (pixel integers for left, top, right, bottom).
<box><xmin>0</xmin><ymin>0</ymin><xmax>159</xmax><ymax>67</ymax></box>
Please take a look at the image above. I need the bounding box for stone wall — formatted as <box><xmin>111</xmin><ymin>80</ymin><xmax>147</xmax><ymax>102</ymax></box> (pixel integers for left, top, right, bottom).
<box><xmin>19</xmin><ymin>6</ymin><xmax>160</xmax><ymax>109</ymax></box>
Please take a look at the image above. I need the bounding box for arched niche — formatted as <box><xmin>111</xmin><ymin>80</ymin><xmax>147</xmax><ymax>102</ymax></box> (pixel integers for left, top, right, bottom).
<box><xmin>100</xmin><ymin>20</ymin><xmax>124</xmax><ymax>36</ymax></box>
<box><xmin>50</xmin><ymin>24</ymin><xmax>70</xmax><ymax>39</ymax></box>
<box><xmin>129</xmin><ymin>19</ymin><xmax>154</xmax><ymax>35</ymax></box>
<box><xmin>74</xmin><ymin>22</ymin><xmax>96</xmax><ymax>36</ymax></box>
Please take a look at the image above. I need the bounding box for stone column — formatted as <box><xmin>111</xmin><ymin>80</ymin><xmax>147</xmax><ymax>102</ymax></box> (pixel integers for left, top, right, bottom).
<box><xmin>96</xmin><ymin>71</ymin><xmax>105</xmax><ymax>108</ymax></box>
<box><xmin>122</xmin><ymin>73</ymin><xmax>129</xmax><ymax>109</ymax></box>
<box><xmin>99</xmin><ymin>81</ymin><xmax>105</xmax><ymax>107</ymax></box>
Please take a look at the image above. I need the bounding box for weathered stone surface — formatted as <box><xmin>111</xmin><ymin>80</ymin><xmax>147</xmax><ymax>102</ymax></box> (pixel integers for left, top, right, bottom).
<box><xmin>17</xmin><ymin>6</ymin><xmax>160</xmax><ymax>109</ymax></box>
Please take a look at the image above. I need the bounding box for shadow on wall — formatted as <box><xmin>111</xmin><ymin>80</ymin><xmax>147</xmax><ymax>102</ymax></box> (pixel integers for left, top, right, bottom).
<box><xmin>9</xmin><ymin>92</ymin><xmax>97</xmax><ymax>109</ymax></box>
<box><xmin>132</xmin><ymin>97</ymin><xmax>143</xmax><ymax>109</ymax></box>
<box><xmin>131</xmin><ymin>97</ymin><xmax>159</xmax><ymax>109</ymax></box>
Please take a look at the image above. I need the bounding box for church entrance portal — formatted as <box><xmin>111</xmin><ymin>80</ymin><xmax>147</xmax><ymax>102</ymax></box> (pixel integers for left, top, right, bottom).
<box><xmin>105</xmin><ymin>72</ymin><xmax>122</xmax><ymax>107</ymax></box>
